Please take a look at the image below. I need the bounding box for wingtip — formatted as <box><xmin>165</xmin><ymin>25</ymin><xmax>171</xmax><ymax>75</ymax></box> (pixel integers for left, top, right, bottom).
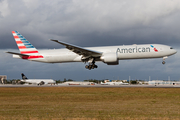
<box><xmin>6</xmin><ymin>51</ymin><xmax>10</xmax><ymax>53</ymax></box>
<box><xmin>50</xmin><ymin>39</ymin><xmax>58</xmax><ymax>42</ymax></box>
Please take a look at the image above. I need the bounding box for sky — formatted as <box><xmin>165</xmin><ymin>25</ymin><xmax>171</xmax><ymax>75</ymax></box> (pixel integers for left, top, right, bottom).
<box><xmin>0</xmin><ymin>0</ymin><xmax>180</xmax><ymax>81</ymax></box>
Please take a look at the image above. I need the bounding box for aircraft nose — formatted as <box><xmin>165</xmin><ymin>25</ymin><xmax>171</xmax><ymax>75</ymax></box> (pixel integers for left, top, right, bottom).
<box><xmin>175</xmin><ymin>49</ymin><xmax>177</xmax><ymax>54</ymax></box>
<box><xmin>170</xmin><ymin>47</ymin><xmax>177</xmax><ymax>55</ymax></box>
<box><xmin>173</xmin><ymin>49</ymin><xmax>177</xmax><ymax>54</ymax></box>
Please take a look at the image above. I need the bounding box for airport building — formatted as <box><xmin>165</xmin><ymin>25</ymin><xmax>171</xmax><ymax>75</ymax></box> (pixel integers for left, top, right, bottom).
<box><xmin>148</xmin><ymin>80</ymin><xmax>180</xmax><ymax>85</ymax></box>
<box><xmin>0</xmin><ymin>75</ymin><xmax>7</xmax><ymax>84</ymax></box>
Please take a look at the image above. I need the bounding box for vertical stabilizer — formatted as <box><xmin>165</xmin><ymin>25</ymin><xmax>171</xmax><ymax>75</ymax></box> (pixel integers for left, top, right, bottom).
<box><xmin>21</xmin><ymin>73</ymin><xmax>28</xmax><ymax>80</ymax></box>
<box><xmin>12</xmin><ymin>31</ymin><xmax>43</xmax><ymax>59</ymax></box>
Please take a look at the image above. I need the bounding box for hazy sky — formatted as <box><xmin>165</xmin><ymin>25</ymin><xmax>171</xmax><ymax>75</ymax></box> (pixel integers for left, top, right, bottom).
<box><xmin>0</xmin><ymin>0</ymin><xmax>180</xmax><ymax>80</ymax></box>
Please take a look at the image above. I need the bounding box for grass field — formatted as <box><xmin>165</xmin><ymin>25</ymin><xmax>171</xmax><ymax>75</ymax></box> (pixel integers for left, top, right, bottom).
<box><xmin>0</xmin><ymin>87</ymin><xmax>179</xmax><ymax>120</ymax></box>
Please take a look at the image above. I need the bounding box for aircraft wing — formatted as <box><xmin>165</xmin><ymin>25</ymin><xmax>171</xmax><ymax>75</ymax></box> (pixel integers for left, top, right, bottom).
<box><xmin>6</xmin><ymin>52</ymin><xmax>29</xmax><ymax>56</ymax></box>
<box><xmin>50</xmin><ymin>39</ymin><xmax>102</xmax><ymax>57</ymax></box>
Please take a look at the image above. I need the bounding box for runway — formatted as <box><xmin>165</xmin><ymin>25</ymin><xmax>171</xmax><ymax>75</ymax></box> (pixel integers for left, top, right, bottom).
<box><xmin>0</xmin><ymin>84</ymin><xmax>180</xmax><ymax>88</ymax></box>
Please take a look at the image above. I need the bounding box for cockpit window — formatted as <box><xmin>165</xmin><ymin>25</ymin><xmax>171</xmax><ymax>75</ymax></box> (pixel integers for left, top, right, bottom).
<box><xmin>170</xmin><ymin>47</ymin><xmax>173</xmax><ymax>49</ymax></box>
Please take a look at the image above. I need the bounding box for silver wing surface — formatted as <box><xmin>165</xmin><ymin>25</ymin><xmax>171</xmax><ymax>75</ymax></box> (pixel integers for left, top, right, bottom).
<box><xmin>50</xmin><ymin>39</ymin><xmax>102</xmax><ymax>57</ymax></box>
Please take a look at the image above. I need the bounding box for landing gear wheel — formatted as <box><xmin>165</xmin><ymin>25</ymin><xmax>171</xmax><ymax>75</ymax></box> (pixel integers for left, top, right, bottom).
<box><xmin>84</xmin><ymin>58</ymin><xmax>98</xmax><ymax>70</ymax></box>
<box><xmin>88</xmin><ymin>65</ymin><xmax>92</xmax><ymax>70</ymax></box>
<box><xmin>162</xmin><ymin>61</ymin><xmax>165</xmax><ymax>64</ymax></box>
<box><xmin>85</xmin><ymin>65</ymin><xmax>89</xmax><ymax>69</ymax></box>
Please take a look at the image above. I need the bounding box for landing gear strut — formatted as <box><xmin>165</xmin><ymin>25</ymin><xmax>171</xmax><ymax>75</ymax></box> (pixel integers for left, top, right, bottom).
<box><xmin>85</xmin><ymin>58</ymin><xmax>98</xmax><ymax>70</ymax></box>
<box><xmin>162</xmin><ymin>56</ymin><xmax>168</xmax><ymax>65</ymax></box>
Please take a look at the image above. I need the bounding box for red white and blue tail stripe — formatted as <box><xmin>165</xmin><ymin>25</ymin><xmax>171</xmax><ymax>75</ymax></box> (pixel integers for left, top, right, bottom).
<box><xmin>12</xmin><ymin>31</ymin><xmax>43</xmax><ymax>59</ymax></box>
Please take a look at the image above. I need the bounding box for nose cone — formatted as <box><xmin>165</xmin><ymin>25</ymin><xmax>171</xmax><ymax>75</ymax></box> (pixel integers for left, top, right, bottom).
<box><xmin>172</xmin><ymin>49</ymin><xmax>177</xmax><ymax>55</ymax></box>
<box><xmin>166</xmin><ymin>46</ymin><xmax>177</xmax><ymax>56</ymax></box>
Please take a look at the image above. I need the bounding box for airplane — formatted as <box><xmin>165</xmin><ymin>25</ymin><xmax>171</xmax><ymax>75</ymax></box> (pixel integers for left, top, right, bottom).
<box><xmin>100</xmin><ymin>81</ymin><xmax>123</xmax><ymax>85</ymax></box>
<box><xmin>21</xmin><ymin>73</ymin><xmax>56</xmax><ymax>85</ymax></box>
<box><xmin>7</xmin><ymin>31</ymin><xmax>177</xmax><ymax>70</ymax></box>
<box><xmin>100</xmin><ymin>80</ymin><xmax>128</xmax><ymax>85</ymax></box>
<box><xmin>100</xmin><ymin>82</ymin><xmax>129</xmax><ymax>85</ymax></box>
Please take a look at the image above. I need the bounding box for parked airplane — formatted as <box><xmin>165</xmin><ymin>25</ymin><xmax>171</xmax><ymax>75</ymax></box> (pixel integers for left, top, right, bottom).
<box><xmin>7</xmin><ymin>31</ymin><xmax>177</xmax><ymax>70</ymax></box>
<box><xmin>100</xmin><ymin>82</ymin><xmax>129</xmax><ymax>85</ymax></box>
<box><xmin>101</xmin><ymin>81</ymin><xmax>123</xmax><ymax>85</ymax></box>
<box><xmin>21</xmin><ymin>73</ymin><xmax>55</xmax><ymax>85</ymax></box>
<box><xmin>101</xmin><ymin>80</ymin><xmax>129</xmax><ymax>85</ymax></box>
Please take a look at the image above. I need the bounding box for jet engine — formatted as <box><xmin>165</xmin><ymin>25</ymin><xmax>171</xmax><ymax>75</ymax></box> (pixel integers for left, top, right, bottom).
<box><xmin>100</xmin><ymin>52</ymin><xmax>119</xmax><ymax>65</ymax></box>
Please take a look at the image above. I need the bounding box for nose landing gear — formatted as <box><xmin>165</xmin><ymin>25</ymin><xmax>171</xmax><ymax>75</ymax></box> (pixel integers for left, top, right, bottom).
<box><xmin>162</xmin><ymin>56</ymin><xmax>168</xmax><ymax>65</ymax></box>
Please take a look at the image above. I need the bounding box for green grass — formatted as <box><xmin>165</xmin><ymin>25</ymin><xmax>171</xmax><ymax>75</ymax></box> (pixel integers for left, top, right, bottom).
<box><xmin>0</xmin><ymin>87</ymin><xmax>179</xmax><ymax>120</ymax></box>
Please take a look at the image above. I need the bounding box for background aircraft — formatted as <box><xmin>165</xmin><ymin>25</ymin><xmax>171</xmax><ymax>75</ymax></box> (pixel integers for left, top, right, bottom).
<box><xmin>7</xmin><ymin>31</ymin><xmax>177</xmax><ymax>70</ymax></box>
<box><xmin>21</xmin><ymin>73</ymin><xmax>55</xmax><ymax>85</ymax></box>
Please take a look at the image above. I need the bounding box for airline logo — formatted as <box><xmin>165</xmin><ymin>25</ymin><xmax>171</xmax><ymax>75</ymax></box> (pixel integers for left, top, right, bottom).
<box><xmin>12</xmin><ymin>31</ymin><xmax>43</xmax><ymax>59</ymax></box>
<box><xmin>117</xmin><ymin>45</ymin><xmax>158</xmax><ymax>54</ymax></box>
<box><xmin>150</xmin><ymin>45</ymin><xmax>158</xmax><ymax>52</ymax></box>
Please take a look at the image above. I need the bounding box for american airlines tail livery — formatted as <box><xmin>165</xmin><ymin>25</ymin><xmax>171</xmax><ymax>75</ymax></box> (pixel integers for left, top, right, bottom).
<box><xmin>7</xmin><ymin>31</ymin><xmax>177</xmax><ymax>70</ymax></box>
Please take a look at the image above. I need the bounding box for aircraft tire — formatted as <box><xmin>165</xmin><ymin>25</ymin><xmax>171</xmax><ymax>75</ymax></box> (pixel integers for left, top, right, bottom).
<box><xmin>89</xmin><ymin>65</ymin><xmax>92</xmax><ymax>70</ymax></box>
<box><xmin>94</xmin><ymin>65</ymin><xmax>98</xmax><ymax>68</ymax></box>
<box><xmin>85</xmin><ymin>65</ymin><xmax>89</xmax><ymax>69</ymax></box>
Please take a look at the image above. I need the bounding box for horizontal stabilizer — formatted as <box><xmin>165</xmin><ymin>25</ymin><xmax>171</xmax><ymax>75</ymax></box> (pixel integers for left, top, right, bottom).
<box><xmin>6</xmin><ymin>51</ymin><xmax>29</xmax><ymax>56</ymax></box>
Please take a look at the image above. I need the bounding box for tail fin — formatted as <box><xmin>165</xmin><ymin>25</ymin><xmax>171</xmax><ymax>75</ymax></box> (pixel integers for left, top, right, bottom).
<box><xmin>12</xmin><ymin>31</ymin><xmax>43</xmax><ymax>59</ymax></box>
<box><xmin>21</xmin><ymin>73</ymin><xmax>28</xmax><ymax>80</ymax></box>
<box><xmin>12</xmin><ymin>31</ymin><xmax>39</xmax><ymax>54</ymax></box>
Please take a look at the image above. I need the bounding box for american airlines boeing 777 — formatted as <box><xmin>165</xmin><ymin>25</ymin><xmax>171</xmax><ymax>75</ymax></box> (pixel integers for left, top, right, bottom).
<box><xmin>7</xmin><ymin>31</ymin><xmax>177</xmax><ymax>70</ymax></box>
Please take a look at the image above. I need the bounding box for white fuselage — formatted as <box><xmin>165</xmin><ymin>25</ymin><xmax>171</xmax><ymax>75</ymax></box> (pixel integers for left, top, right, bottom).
<box><xmin>13</xmin><ymin>44</ymin><xmax>176</xmax><ymax>63</ymax></box>
<box><xmin>101</xmin><ymin>82</ymin><xmax>124</xmax><ymax>85</ymax></box>
<box><xmin>9</xmin><ymin>31</ymin><xmax>177</xmax><ymax>69</ymax></box>
<box><xmin>21</xmin><ymin>79</ymin><xmax>55</xmax><ymax>85</ymax></box>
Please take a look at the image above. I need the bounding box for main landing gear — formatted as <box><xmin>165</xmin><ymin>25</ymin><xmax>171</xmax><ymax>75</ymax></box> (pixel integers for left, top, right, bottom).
<box><xmin>162</xmin><ymin>56</ymin><xmax>168</xmax><ymax>65</ymax></box>
<box><xmin>85</xmin><ymin>58</ymin><xmax>98</xmax><ymax>70</ymax></box>
<box><xmin>85</xmin><ymin>63</ymin><xmax>98</xmax><ymax>70</ymax></box>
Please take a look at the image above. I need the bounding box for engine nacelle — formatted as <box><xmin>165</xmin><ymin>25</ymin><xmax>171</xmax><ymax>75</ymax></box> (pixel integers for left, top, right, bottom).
<box><xmin>100</xmin><ymin>52</ymin><xmax>119</xmax><ymax>65</ymax></box>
